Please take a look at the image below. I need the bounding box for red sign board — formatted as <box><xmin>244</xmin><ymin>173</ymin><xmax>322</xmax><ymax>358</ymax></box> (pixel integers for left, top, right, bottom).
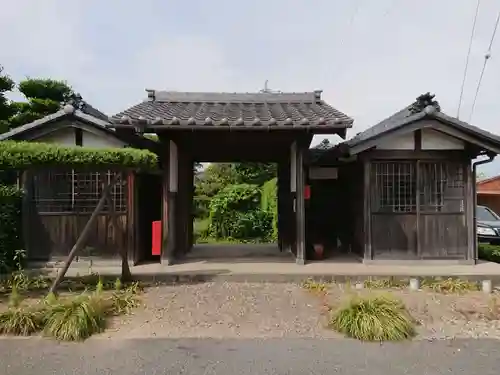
<box><xmin>304</xmin><ymin>185</ymin><xmax>311</xmax><ymax>200</ymax></box>
<box><xmin>152</xmin><ymin>221</ymin><xmax>162</xmax><ymax>255</ymax></box>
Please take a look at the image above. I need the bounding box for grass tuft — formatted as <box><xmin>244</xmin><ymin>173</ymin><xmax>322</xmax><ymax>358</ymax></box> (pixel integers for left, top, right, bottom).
<box><xmin>0</xmin><ymin>308</ymin><xmax>44</xmax><ymax>336</ymax></box>
<box><xmin>363</xmin><ymin>278</ymin><xmax>407</xmax><ymax>289</ymax></box>
<box><xmin>422</xmin><ymin>278</ymin><xmax>479</xmax><ymax>294</ymax></box>
<box><xmin>302</xmin><ymin>278</ymin><xmax>328</xmax><ymax>293</ymax></box>
<box><xmin>329</xmin><ymin>294</ymin><xmax>416</xmax><ymax>341</ymax></box>
<box><xmin>43</xmin><ymin>295</ymin><xmax>107</xmax><ymax>341</ymax></box>
<box><xmin>109</xmin><ymin>291</ymin><xmax>139</xmax><ymax>316</ymax></box>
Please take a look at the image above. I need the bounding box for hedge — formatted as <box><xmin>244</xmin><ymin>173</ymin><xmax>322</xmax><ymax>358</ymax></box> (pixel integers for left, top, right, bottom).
<box><xmin>478</xmin><ymin>243</ymin><xmax>500</xmax><ymax>263</ymax></box>
<box><xmin>0</xmin><ymin>185</ymin><xmax>24</xmax><ymax>272</ymax></box>
<box><xmin>0</xmin><ymin>141</ymin><xmax>159</xmax><ymax>170</ymax></box>
<box><xmin>261</xmin><ymin>178</ymin><xmax>278</xmax><ymax>242</ymax></box>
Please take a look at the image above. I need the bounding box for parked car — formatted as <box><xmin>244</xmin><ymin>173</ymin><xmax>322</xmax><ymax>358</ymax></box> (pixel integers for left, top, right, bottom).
<box><xmin>477</xmin><ymin>205</ymin><xmax>500</xmax><ymax>245</ymax></box>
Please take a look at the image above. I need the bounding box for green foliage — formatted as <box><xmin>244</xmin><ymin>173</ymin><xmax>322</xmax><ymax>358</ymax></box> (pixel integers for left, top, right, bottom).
<box><xmin>18</xmin><ymin>79</ymin><xmax>73</xmax><ymax>103</ymax></box>
<box><xmin>329</xmin><ymin>295</ymin><xmax>416</xmax><ymax>341</ymax></box>
<box><xmin>231</xmin><ymin>162</ymin><xmax>277</xmax><ymax>185</ymax></box>
<box><xmin>0</xmin><ymin>141</ymin><xmax>158</xmax><ymax>170</ymax></box>
<box><xmin>193</xmin><ymin>162</ymin><xmax>278</xmax><ymax>243</ymax></box>
<box><xmin>316</xmin><ymin>138</ymin><xmax>333</xmax><ymax>150</ymax></box>
<box><xmin>8</xmin><ymin>78</ymin><xmax>75</xmax><ymax>129</ymax></box>
<box><xmin>0</xmin><ymin>186</ymin><xmax>23</xmax><ymax>273</ymax></box>
<box><xmin>43</xmin><ymin>295</ymin><xmax>107</xmax><ymax>341</ymax></box>
<box><xmin>208</xmin><ymin>184</ymin><xmax>272</xmax><ymax>240</ymax></box>
<box><xmin>0</xmin><ymin>66</ymin><xmax>15</xmax><ymax>133</ymax></box>
<box><xmin>478</xmin><ymin>243</ymin><xmax>500</xmax><ymax>263</ymax></box>
<box><xmin>261</xmin><ymin>178</ymin><xmax>278</xmax><ymax>241</ymax></box>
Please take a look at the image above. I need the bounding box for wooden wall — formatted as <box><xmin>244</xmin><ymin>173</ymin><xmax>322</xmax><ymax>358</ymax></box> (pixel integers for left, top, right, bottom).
<box><xmin>363</xmin><ymin>153</ymin><xmax>472</xmax><ymax>261</ymax></box>
<box><xmin>24</xmin><ymin>170</ymin><xmax>135</xmax><ymax>262</ymax></box>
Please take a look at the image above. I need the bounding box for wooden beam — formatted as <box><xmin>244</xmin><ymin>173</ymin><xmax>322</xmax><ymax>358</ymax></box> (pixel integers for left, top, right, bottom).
<box><xmin>49</xmin><ymin>173</ymin><xmax>120</xmax><ymax>293</ymax></box>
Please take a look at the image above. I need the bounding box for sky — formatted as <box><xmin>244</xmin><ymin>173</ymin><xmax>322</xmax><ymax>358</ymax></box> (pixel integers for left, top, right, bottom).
<box><xmin>1</xmin><ymin>0</ymin><xmax>500</xmax><ymax>174</ymax></box>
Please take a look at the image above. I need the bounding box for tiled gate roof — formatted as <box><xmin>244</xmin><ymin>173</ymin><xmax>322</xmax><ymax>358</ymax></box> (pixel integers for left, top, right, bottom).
<box><xmin>110</xmin><ymin>90</ymin><xmax>353</xmax><ymax>130</ymax></box>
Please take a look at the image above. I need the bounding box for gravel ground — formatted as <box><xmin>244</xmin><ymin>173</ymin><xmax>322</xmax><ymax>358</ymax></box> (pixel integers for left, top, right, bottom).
<box><xmin>106</xmin><ymin>282</ymin><xmax>340</xmax><ymax>339</ymax></box>
<box><xmin>322</xmin><ymin>284</ymin><xmax>500</xmax><ymax>340</ymax></box>
<box><xmin>104</xmin><ymin>281</ymin><xmax>500</xmax><ymax>341</ymax></box>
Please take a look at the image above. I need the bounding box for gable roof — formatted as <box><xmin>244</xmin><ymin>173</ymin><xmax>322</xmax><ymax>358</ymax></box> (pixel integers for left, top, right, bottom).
<box><xmin>341</xmin><ymin>93</ymin><xmax>500</xmax><ymax>156</ymax></box>
<box><xmin>109</xmin><ymin>90</ymin><xmax>353</xmax><ymax>133</ymax></box>
<box><xmin>0</xmin><ymin>104</ymin><xmax>159</xmax><ymax>152</ymax></box>
<box><xmin>0</xmin><ymin>104</ymin><xmax>112</xmax><ymax>141</ymax></box>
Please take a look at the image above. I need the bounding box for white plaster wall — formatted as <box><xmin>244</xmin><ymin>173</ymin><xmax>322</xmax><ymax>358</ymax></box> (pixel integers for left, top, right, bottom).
<box><xmin>421</xmin><ymin>128</ymin><xmax>465</xmax><ymax>150</ymax></box>
<box><xmin>36</xmin><ymin>128</ymin><xmax>76</xmax><ymax>146</ymax></box>
<box><xmin>82</xmin><ymin>130</ymin><xmax>126</xmax><ymax>149</ymax></box>
<box><xmin>376</xmin><ymin>132</ymin><xmax>415</xmax><ymax>150</ymax></box>
<box><xmin>32</xmin><ymin>126</ymin><xmax>127</xmax><ymax>149</ymax></box>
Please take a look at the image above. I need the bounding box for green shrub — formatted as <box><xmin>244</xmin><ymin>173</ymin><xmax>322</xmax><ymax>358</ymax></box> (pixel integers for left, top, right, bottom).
<box><xmin>43</xmin><ymin>295</ymin><xmax>107</xmax><ymax>341</ymax></box>
<box><xmin>329</xmin><ymin>295</ymin><xmax>416</xmax><ymax>341</ymax></box>
<box><xmin>0</xmin><ymin>186</ymin><xmax>24</xmax><ymax>273</ymax></box>
<box><xmin>208</xmin><ymin>184</ymin><xmax>267</xmax><ymax>239</ymax></box>
<box><xmin>0</xmin><ymin>140</ymin><xmax>158</xmax><ymax>170</ymax></box>
<box><xmin>478</xmin><ymin>243</ymin><xmax>500</xmax><ymax>263</ymax></box>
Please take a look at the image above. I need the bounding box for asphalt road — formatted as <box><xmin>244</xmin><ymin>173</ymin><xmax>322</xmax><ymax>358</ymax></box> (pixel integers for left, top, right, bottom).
<box><xmin>1</xmin><ymin>337</ymin><xmax>499</xmax><ymax>375</ymax></box>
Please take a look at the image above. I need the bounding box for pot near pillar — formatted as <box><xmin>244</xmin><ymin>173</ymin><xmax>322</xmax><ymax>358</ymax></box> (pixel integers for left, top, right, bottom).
<box><xmin>313</xmin><ymin>243</ymin><xmax>324</xmax><ymax>260</ymax></box>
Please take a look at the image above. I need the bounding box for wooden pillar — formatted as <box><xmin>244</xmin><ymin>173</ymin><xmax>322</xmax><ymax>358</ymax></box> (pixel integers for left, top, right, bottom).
<box><xmin>466</xmin><ymin>160</ymin><xmax>476</xmax><ymax>262</ymax></box>
<box><xmin>125</xmin><ymin>172</ymin><xmax>136</xmax><ymax>264</ymax></box>
<box><xmin>277</xmin><ymin>161</ymin><xmax>286</xmax><ymax>252</ymax></box>
<box><xmin>21</xmin><ymin>170</ymin><xmax>32</xmax><ymax>260</ymax></box>
<box><xmin>294</xmin><ymin>141</ymin><xmax>306</xmax><ymax>265</ymax></box>
<box><xmin>278</xmin><ymin>154</ymin><xmax>293</xmax><ymax>254</ymax></box>
<box><xmin>161</xmin><ymin>140</ymin><xmax>178</xmax><ymax>265</ymax></box>
<box><xmin>187</xmin><ymin>160</ymin><xmax>194</xmax><ymax>252</ymax></box>
<box><xmin>362</xmin><ymin>160</ymin><xmax>372</xmax><ymax>261</ymax></box>
<box><xmin>176</xmin><ymin>147</ymin><xmax>191</xmax><ymax>258</ymax></box>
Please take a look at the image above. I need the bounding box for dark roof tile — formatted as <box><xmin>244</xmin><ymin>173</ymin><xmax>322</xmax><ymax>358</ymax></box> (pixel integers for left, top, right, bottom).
<box><xmin>110</xmin><ymin>90</ymin><xmax>353</xmax><ymax>129</ymax></box>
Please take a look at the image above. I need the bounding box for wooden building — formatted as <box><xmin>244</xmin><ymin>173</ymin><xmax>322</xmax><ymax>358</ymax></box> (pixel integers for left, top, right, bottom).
<box><xmin>312</xmin><ymin>93</ymin><xmax>500</xmax><ymax>264</ymax></box>
<box><xmin>6</xmin><ymin>90</ymin><xmax>500</xmax><ymax>266</ymax></box>
<box><xmin>110</xmin><ymin>90</ymin><xmax>353</xmax><ymax>265</ymax></box>
<box><xmin>0</xmin><ymin>102</ymin><xmax>161</xmax><ymax>264</ymax></box>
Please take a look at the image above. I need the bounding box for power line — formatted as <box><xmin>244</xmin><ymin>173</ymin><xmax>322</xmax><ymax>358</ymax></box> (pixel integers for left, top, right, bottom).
<box><xmin>457</xmin><ymin>0</ymin><xmax>482</xmax><ymax>119</ymax></box>
<box><xmin>469</xmin><ymin>9</ymin><xmax>500</xmax><ymax>123</ymax></box>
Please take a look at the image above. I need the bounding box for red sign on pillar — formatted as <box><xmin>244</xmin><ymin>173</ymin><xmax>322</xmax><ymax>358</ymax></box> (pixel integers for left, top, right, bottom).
<box><xmin>152</xmin><ymin>220</ymin><xmax>162</xmax><ymax>255</ymax></box>
<box><xmin>304</xmin><ymin>185</ymin><xmax>311</xmax><ymax>200</ymax></box>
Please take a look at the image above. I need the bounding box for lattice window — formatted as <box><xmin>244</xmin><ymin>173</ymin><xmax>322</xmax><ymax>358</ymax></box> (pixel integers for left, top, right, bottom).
<box><xmin>419</xmin><ymin>162</ymin><xmax>464</xmax><ymax>213</ymax></box>
<box><xmin>33</xmin><ymin>170</ymin><xmax>127</xmax><ymax>214</ymax></box>
<box><xmin>372</xmin><ymin>162</ymin><xmax>416</xmax><ymax>213</ymax></box>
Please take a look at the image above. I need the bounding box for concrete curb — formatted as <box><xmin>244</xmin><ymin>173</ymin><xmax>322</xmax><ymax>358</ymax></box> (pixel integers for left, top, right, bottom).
<box><xmin>38</xmin><ymin>271</ymin><xmax>500</xmax><ymax>285</ymax></box>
